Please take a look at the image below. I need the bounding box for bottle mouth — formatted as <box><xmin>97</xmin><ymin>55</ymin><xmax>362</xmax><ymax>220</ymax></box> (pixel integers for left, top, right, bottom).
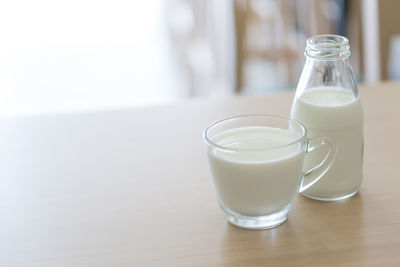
<box><xmin>306</xmin><ymin>34</ymin><xmax>350</xmax><ymax>60</ymax></box>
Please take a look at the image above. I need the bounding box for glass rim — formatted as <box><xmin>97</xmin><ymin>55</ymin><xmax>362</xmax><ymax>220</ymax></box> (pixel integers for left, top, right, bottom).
<box><xmin>203</xmin><ymin>114</ymin><xmax>307</xmax><ymax>152</ymax></box>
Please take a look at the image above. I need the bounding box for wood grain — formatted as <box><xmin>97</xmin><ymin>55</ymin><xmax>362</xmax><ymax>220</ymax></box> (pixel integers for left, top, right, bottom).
<box><xmin>1</xmin><ymin>82</ymin><xmax>399</xmax><ymax>266</ymax></box>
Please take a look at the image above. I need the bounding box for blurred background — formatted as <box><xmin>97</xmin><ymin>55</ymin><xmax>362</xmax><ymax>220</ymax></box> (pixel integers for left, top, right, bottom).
<box><xmin>0</xmin><ymin>0</ymin><xmax>398</xmax><ymax>116</ymax></box>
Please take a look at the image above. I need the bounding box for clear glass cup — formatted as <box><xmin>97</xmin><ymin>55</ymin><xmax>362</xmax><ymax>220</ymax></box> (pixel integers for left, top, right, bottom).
<box><xmin>204</xmin><ymin>114</ymin><xmax>337</xmax><ymax>230</ymax></box>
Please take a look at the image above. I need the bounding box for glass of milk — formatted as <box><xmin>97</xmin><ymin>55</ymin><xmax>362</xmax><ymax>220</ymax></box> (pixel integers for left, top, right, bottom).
<box><xmin>291</xmin><ymin>35</ymin><xmax>364</xmax><ymax>201</ymax></box>
<box><xmin>204</xmin><ymin>114</ymin><xmax>337</xmax><ymax>230</ymax></box>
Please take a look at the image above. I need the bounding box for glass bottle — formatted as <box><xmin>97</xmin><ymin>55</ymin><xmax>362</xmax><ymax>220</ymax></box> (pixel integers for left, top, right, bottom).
<box><xmin>291</xmin><ymin>34</ymin><xmax>363</xmax><ymax>201</ymax></box>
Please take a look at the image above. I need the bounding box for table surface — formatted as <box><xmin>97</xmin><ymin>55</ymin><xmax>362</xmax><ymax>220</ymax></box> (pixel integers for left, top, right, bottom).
<box><xmin>1</xmin><ymin>82</ymin><xmax>400</xmax><ymax>267</ymax></box>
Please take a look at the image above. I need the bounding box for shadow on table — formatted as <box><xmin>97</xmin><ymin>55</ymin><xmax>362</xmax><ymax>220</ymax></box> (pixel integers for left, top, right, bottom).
<box><xmin>219</xmin><ymin>193</ymin><xmax>366</xmax><ymax>266</ymax></box>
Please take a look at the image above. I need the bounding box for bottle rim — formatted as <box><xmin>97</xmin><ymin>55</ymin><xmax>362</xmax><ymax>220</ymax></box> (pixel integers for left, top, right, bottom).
<box><xmin>306</xmin><ymin>34</ymin><xmax>350</xmax><ymax>60</ymax></box>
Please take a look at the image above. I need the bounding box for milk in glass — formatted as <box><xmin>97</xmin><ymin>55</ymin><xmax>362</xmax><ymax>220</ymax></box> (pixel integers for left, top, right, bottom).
<box><xmin>207</xmin><ymin>126</ymin><xmax>305</xmax><ymax>216</ymax></box>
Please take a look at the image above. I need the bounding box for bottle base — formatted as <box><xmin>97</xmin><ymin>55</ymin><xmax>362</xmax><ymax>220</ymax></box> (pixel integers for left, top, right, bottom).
<box><xmin>302</xmin><ymin>190</ymin><xmax>358</xmax><ymax>202</ymax></box>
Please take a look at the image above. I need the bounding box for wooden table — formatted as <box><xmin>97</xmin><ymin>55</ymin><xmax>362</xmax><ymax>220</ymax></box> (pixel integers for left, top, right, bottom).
<box><xmin>1</xmin><ymin>82</ymin><xmax>399</xmax><ymax>266</ymax></box>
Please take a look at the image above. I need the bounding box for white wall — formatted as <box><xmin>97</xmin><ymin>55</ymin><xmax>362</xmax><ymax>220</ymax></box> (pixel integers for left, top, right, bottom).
<box><xmin>0</xmin><ymin>0</ymin><xmax>183</xmax><ymax>116</ymax></box>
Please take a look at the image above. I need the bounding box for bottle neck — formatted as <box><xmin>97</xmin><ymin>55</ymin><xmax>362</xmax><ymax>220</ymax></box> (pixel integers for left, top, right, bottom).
<box><xmin>304</xmin><ymin>56</ymin><xmax>350</xmax><ymax>67</ymax></box>
<box><xmin>298</xmin><ymin>52</ymin><xmax>357</xmax><ymax>94</ymax></box>
<box><xmin>296</xmin><ymin>34</ymin><xmax>358</xmax><ymax>97</ymax></box>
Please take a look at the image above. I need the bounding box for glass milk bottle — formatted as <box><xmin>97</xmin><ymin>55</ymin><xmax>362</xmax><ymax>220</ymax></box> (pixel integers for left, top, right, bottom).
<box><xmin>291</xmin><ymin>34</ymin><xmax>363</xmax><ymax>201</ymax></box>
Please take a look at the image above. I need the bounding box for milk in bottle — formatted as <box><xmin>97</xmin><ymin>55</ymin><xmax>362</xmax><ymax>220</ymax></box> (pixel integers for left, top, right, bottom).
<box><xmin>291</xmin><ymin>35</ymin><xmax>364</xmax><ymax>201</ymax></box>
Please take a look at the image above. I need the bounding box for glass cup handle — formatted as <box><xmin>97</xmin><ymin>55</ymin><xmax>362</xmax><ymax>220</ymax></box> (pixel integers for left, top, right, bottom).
<box><xmin>299</xmin><ymin>137</ymin><xmax>337</xmax><ymax>193</ymax></box>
